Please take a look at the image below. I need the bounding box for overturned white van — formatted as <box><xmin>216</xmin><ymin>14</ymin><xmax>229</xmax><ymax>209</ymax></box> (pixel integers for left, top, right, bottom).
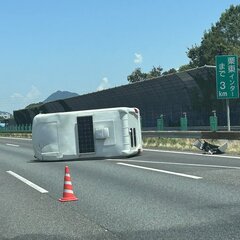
<box><xmin>32</xmin><ymin>107</ymin><xmax>142</xmax><ymax>161</ymax></box>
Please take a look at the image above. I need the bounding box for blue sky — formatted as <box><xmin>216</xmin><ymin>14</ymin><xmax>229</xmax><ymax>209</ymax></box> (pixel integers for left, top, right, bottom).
<box><xmin>0</xmin><ymin>0</ymin><xmax>239</xmax><ymax>113</ymax></box>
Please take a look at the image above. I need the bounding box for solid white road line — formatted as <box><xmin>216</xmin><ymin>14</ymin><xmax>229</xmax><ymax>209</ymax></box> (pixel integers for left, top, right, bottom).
<box><xmin>144</xmin><ymin>148</ymin><xmax>240</xmax><ymax>160</ymax></box>
<box><xmin>6</xmin><ymin>171</ymin><xmax>48</xmax><ymax>193</ymax></box>
<box><xmin>6</xmin><ymin>143</ymin><xmax>20</xmax><ymax>147</ymax></box>
<box><xmin>111</xmin><ymin>159</ymin><xmax>240</xmax><ymax>170</ymax></box>
<box><xmin>0</xmin><ymin>137</ymin><xmax>31</xmax><ymax>141</ymax></box>
<box><xmin>117</xmin><ymin>162</ymin><xmax>202</xmax><ymax>179</ymax></box>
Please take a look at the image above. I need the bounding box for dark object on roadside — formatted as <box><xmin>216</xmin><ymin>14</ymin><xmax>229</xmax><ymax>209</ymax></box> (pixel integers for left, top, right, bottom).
<box><xmin>193</xmin><ymin>139</ymin><xmax>228</xmax><ymax>154</ymax></box>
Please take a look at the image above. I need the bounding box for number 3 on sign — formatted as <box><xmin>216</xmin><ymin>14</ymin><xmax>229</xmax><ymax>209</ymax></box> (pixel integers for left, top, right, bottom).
<box><xmin>220</xmin><ymin>81</ymin><xmax>226</xmax><ymax>90</ymax></box>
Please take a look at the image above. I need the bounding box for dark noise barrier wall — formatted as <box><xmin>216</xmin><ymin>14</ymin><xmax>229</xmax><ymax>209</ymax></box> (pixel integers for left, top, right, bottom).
<box><xmin>13</xmin><ymin>66</ymin><xmax>240</xmax><ymax>128</ymax></box>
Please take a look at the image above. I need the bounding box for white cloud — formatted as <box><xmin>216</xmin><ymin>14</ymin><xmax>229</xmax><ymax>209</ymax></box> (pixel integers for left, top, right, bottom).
<box><xmin>97</xmin><ymin>77</ymin><xmax>110</xmax><ymax>91</ymax></box>
<box><xmin>26</xmin><ymin>85</ymin><xmax>41</xmax><ymax>100</ymax></box>
<box><xmin>134</xmin><ymin>53</ymin><xmax>143</xmax><ymax>64</ymax></box>
<box><xmin>11</xmin><ymin>93</ymin><xmax>24</xmax><ymax>100</ymax></box>
<box><xmin>10</xmin><ymin>85</ymin><xmax>42</xmax><ymax>110</ymax></box>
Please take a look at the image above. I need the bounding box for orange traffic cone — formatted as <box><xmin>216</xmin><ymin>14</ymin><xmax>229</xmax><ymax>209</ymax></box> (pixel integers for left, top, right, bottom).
<box><xmin>59</xmin><ymin>166</ymin><xmax>78</xmax><ymax>202</ymax></box>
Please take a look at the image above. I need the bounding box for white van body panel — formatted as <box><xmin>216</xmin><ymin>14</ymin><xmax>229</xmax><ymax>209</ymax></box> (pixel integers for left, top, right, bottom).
<box><xmin>32</xmin><ymin>107</ymin><xmax>142</xmax><ymax>161</ymax></box>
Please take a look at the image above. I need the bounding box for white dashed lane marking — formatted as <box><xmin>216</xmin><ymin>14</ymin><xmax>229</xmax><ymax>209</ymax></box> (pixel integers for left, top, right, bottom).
<box><xmin>6</xmin><ymin>143</ymin><xmax>19</xmax><ymax>147</ymax></box>
<box><xmin>117</xmin><ymin>162</ymin><xmax>202</xmax><ymax>179</ymax></box>
<box><xmin>6</xmin><ymin>171</ymin><xmax>48</xmax><ymax>193</ymax></box>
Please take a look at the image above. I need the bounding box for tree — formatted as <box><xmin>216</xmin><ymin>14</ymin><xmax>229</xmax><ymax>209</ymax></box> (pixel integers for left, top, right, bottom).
<box><xmin>162</xmin><ymin>68</ymin><xmax>177</xmax><ymax>75</ymax></box>
<box><xmin>127</xmin><ymin>66</ymin><xmax>163</xmax><ymax>83</ymax></box>
<box><xmin>147</xmin><ymin>66</ymin><xmax>163</xmax><ymax>78</ymax></box>
<box><xmin>178</xmin><ymin>64</ymin><xmax>193</xmax><ymax>72</ymax></box>
<box><xmin>186</xmin><ymin>4</ymin><xmax>240</xmax><ymax>67</ymax></box>
<box><xmin>127</xmin><ymin>68</ymin><xmax>147</xmax><ymax>83</ymax></box>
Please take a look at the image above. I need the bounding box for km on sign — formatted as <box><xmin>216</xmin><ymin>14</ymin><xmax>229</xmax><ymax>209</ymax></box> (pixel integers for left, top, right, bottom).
<box><xmin>216</xmin><ymin>55</ymin><xmax>239</xmax><ymax>99</ymax></box>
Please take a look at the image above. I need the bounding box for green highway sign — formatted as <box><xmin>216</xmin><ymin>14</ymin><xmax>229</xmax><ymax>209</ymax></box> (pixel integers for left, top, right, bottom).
<box><xmin>216</xmin><ymin>55</ymin><xmax>239</xmax><ymax>99</ymax></box>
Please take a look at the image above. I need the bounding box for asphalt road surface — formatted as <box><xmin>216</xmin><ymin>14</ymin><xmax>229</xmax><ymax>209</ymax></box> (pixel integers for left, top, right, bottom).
<box><xmin>1</xmin><ymin>137</ymin><xmax>240</xmax><ymax>239</ymax></box>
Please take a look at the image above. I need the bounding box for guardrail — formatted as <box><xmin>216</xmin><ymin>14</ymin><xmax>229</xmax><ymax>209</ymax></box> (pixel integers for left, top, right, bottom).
<box><xmin>0</xmin><ymin>127</ymin><xmax>240</xmax><ymax>140</ymax></box>
<box><xmin>0</xmin><ymin>124</ymin><xmax>32</xmax><ymax>133</ymax></box>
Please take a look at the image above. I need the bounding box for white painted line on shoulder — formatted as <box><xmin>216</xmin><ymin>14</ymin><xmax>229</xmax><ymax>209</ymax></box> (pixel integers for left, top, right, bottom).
<box><xmin>117</xmin><ymin>162</ymin><xmax>202</xmax><ymax>179</ymax></box>
<box><xmin>6</xmin><ymin>143</ymin><xmax>20</xmax><ymax>147</ymax></box>
<box><xmin>144</xmin><ymin>148</ymin><xmax>240</xmax><ymax>160</ymax></box>
<box><xmin>6</xmin><ymin>171</ymin><xmax>48</xmax><ymax>193</ymax></box>
<box><xmin>0</xmin><ymin>137</ymin><xmax>31</xmax><ymax>141</ymax></box>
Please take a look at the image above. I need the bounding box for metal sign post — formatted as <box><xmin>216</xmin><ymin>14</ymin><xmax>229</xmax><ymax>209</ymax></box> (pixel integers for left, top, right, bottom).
<box><xmin>216</xmin><ymin>55</ymin><xmax>239</xmax><ymax>131</ymax></box>
<box><xmin>226</xmin><ymin>99</ymin><xmax>230</xmax><ymax>131</ymax></box>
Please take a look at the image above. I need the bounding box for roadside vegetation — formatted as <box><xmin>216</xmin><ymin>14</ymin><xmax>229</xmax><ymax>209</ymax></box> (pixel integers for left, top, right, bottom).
<box><xmin>0</xmin><ymin>133</ymin><xmax>31</xmax><ymax>139</ymax></box>
<box><xmin>143</xmin><ymin>137</ymin><xmax>240</xmax><ymax>156</ymax></box>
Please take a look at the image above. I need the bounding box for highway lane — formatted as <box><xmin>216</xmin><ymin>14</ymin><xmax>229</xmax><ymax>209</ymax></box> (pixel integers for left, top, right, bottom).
<box><xmin>0</xmin><ymin>138</ymin><xmax>118</xmax><ymax>240</ymax></box>
<box><xmin>1</xmin><ymin>138</ymin><xmax>240</xmax><ymax>239</ymax></box>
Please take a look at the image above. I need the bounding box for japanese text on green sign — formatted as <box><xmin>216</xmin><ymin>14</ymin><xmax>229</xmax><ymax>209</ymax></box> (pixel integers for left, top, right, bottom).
<box><xmin>216</xmin><ymin>55</ymin><xmax>239</xmax><ymax>99</ymax></box>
